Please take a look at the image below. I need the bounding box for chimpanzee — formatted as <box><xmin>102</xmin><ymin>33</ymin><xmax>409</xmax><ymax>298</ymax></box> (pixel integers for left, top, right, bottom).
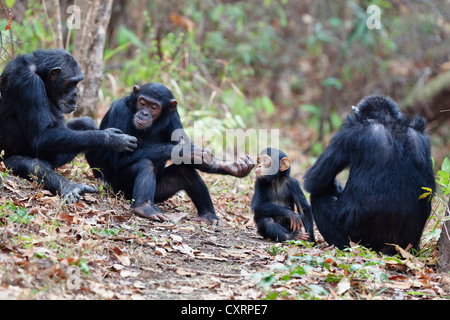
<box><xmin>251</xmin><ymin>148</ymin><xmax>314</xmax><ymax>242</ymax></box>
<box><xmin>86</xmin><ymin>82</ymin><xmax>254</xmax><ymax>224</ymax></box>
<box><xmin>0</xmin><ymin>49</ymin><xmax>138</xmax><ymax>202</ymax></box>
<box><xmin>303</xmin><ymin>95</ymin><xmax>435</xmax><ymax>254</ymax></box>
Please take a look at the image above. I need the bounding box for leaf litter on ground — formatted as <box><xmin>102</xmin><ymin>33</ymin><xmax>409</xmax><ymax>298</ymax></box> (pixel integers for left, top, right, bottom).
<box><xmin>0</xmin><ymin>155</ymin><xmax>448</xmax><ymax>300</ymax></box>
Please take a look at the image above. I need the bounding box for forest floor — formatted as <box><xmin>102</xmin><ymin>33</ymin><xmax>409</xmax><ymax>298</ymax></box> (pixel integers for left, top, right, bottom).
<box><xmin>0</xmin><ymin>153</ymin><xmax>449</xmax><ymax>301</ymax></box>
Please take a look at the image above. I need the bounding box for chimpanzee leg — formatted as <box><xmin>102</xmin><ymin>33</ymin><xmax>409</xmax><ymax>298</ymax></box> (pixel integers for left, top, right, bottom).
<box><xmin>310</xmin><ymin>180</ymin><xmax>351</xmax><ymax>249</ymax></box>
<box><xmin>3</xmin><ymin>155</ymin><xmax>96</xmax><ymax>202</ymax></box>
<box><xmin>310</xmin><ymin>194</ymin><xmax>348</xmax><ymax>249</ymax></box>
<box><xmin>155</xmin><ymin>164</ymin><xmax>219</xmax><ymax>223</ymax></box>
<box><xmin>256</xmin><ymin>217</ymin><xmax>294</xmax><ymax>242</ymax></box>
<box><xmin>118</xmin><ymin>159</ymin><xmax>170</xmax><ymax>222</ymax></box>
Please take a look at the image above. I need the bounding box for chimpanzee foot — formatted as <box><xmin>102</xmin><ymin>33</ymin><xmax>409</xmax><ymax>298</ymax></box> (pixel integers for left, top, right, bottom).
<box><xmin>292</xmin><ymin>231</ymin><xmax>309</xmax><ymax>241</ymax></box>
<box><xmin>132</xmin><ymin>204</ymin><xmax>170</xmax><ymax>222</ymax></box>
<box><xmin>62</xmin><ymin>182</ymin><xmax>97</xmax><ymax>204</ymax></box>
<box><xmin>192</xmin><ymin>212</ymin><xmax>224</xmax><ymax>226</ymax></box>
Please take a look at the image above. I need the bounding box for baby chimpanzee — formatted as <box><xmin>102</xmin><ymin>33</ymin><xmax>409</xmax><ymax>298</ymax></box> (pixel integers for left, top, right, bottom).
<box><xmin>251</xmin><ymin>148</ymin><xmax>314</xmax><ymax>242</ymax></box>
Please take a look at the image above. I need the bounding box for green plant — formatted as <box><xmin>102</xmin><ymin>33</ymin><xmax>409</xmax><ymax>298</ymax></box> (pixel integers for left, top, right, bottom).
<box><xmin>256</xmin><ymin>243</ymin><xmax>389</xmax><ymax>300</ymax></box>
<box><xmin>0</xmin><ymin>200</ymin><xmax>34</xmax><ymax>225</ymax></box>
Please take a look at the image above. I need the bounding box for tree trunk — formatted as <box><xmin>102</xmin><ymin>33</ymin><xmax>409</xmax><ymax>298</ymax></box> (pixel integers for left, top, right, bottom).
<box><xmin>438</xmin><ymin>200</ymin><xmax>450</xmax><ymax>272</ymax></box>
<box><xmin>53</xmin><ymin>0</ymin><xmax>64</xmax><ymax>48</ymax></box>
<box><xmin>74</xmin><ymin>0</ymin><xmax>113</xmax><ymax>118</ymax></box>
<box><xmin>401</xmin><ymin>70</ymin><xmax>450</xmax><ymax>129</ymax></box>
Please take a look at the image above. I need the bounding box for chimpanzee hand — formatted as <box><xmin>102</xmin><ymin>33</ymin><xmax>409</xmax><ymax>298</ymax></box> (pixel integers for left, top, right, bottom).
<box><xmin>61</xmin><ymin>182</ymin><xmax>97</xmax><ymax>204</ymax></box>
<box><xmin>172</xmin><ymin>143</ymin><xmax>214</xmax><ymax>165</ymax></box>
<box><xmin>289</xmin><ymin>212</ymin><xmax>303</xmax><ymax>231</ymax></box>
<box><xmin>218</xmin><ymin>155</ymin><xmax>255</xmax><ymax>178</ymax></box>
<box><xmin>190</xmin><ymin>143</ymin><xmax>213</xmax><ymax>164</ymax></box>
<box><xmin>104</xmin><ymin>128</ymin><xmax>138</xmax><ymax>152</ymax></box>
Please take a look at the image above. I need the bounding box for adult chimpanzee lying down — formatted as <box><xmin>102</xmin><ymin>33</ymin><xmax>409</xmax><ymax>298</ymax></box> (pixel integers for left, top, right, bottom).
<box><xmin>251</xmin><ymin>148</ymin><xmax>314</xmax><ymax>242</ymax></box>
<box><xmin>0</xmin><ymin>49</ymin><xmax>137</xmax><ymax>203</ymax></box>
<box><xmin>86</xmin><ymin>82</ymin><xmax>254</xmax><ymax>224</ymax></box>
<box><xmin>303</xmin><ymin>95</ymin><xmax>435</xmax><ymax>255</ymax></box>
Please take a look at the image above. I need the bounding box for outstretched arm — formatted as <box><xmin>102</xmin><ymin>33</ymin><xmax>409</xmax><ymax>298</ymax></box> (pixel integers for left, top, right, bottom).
<box><xmin>193</xmin><ymin>154</ymin><xmax>255</xmax><ymax>178</ymax></box>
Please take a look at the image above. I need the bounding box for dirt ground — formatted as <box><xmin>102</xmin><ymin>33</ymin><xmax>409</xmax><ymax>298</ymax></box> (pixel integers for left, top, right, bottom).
<box><xmin>0</xmin><ymin>163</ymin><xmax>276</xmax><ymax>300</ymax></box>
<box><xmin>0</xmin><ymin>159</ymin><xmax>449</xmax><ymax>301</ymax></box>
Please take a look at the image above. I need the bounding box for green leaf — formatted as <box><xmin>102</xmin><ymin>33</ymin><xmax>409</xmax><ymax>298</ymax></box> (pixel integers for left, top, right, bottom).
<box><xmin>437</xmin><ymin>170</ymin><xmax>449</xmax><ymax>179</ymax></box>
<box><xmin>321</xmin><ymin>77</ymin><xmax>343</xmax><ymax>90</ymax></box>
<box><xmin>442</xmin><ymin>157</ymin><xmax>450</xmax><ymax>172</ymax></box>
<box><xmin>5</xmin><ymin>0</ymin><xmax>15</xmax><ymax>8</ymax></box>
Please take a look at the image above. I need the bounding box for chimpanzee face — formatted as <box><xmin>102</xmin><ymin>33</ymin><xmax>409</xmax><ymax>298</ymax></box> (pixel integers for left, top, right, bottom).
<box><xmin>134</xmin><ymin>95</ymin><xmax>163</xmax><ymax>130</ymax></box>
<box><xmin>47</xmin><ymin>67</ymin><xmax>84</xmax><ymax>114</ymax></box>
<box><xmin>131</xmin><ymin>84</ymin><xmax>177</xmax><ymax>131</ymax></box>
<box><xmin>255</xmin><ymin>150</ymin><xmax>291</xmax><ymax>178</ymax></box>
<box><xmin>255</xmin><ymin>154</ymin><xmax>272</xmax><ymax>177</ymax></box>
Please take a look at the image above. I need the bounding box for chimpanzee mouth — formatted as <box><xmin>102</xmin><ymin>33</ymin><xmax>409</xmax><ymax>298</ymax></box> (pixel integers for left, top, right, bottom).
<box><xmin>135</xmin><ymin>119</ymin><xmax>152</xmax><ymax>130</ymax></box>
<box><xmin>60</xmin><ymin>101</ymin><xmax>77</xmax><ymax>114</ymax></box>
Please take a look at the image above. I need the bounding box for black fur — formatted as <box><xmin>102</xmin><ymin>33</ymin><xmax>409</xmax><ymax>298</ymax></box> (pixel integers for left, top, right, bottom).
<box><xmin>0</xmin><ymin>49</ymin><xmax>137</xmax><ymax>202</ymax></box>
<box><xmin>86</xmin><ymin>82</ymin><xmax>254</xmax><ymax>222</ymax></box>
<box><xmin>251</xmin><ymin>148</ymin><xmax>314</xmax><ymax>242</ymax></box>
<box><xmin>303</xmin><ymin>95</ymin><xmax>435</xmax><ymax>254</ymax></box>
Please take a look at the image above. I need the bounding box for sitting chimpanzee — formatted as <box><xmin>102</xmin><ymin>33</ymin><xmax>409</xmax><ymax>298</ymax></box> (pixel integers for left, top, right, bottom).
<box><xmin>86</xmin><ymin>82</ymin><xmax>254</xmax><ymax>224</ymax></box>
<box><xmin>251</xmin><ymin>148</ymin><xmax>314</xmax><ymax>242</ymax></box>
<box><xmin>303</xmin><ymin>95</ymin><xmax>435</xmax><ymax>254</ymax></box>
<box><xmin>0</xmin><ymin>49</ymin><xmax>137</xmax><ymax>202</ymax></box>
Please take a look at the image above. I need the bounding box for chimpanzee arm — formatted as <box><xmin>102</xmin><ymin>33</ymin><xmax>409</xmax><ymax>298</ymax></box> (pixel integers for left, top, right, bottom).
<box><xmin>303</xmin><ymin>124</ymin><xmax>354</xmax><ymax>196</ymax></box>
<box><xmin>194</xmin><ymin>155</ymin><xmax>255</xmax><ymax>178</ymax></box>
<box><xmin>4</xmin><ymin>68</ymin><xmax>134</xmax><ymax>156</ymax></box>
<box><xmin>34</xmin><ymin>126</ymin><xmax>136</xmax><ymax>156</ymax></box>
<box><xmin>289</xmin><ymin>177</ymin><xmax>315</xmax><ymax>242</ymax></box>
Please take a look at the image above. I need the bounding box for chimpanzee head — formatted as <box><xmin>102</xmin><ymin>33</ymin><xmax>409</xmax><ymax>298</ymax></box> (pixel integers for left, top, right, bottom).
<box><xmin>34</xmin><ymin>49</ymin><xmax>84</xmax><ymax>114</ymax></box>
<box><xmin>130</xmin><ymin>82</ymin><xmax>178</xmax><ymax>131</ymax></box>
<box><xmin>255</xmin><ymin>147</ymin><xmax>291</xmax><ymax>181</ymax></box>
<box><xmin>352</xmin><ymin>95</ymin><xmax>402</xmax><ymax>122</ymax></box>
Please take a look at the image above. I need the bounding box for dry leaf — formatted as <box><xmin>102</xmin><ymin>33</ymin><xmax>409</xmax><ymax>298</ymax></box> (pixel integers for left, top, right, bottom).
<box><xmin>170</xmin><ymin>234</ymin><xmax>183</xmax><ymax>243</ymax></box>
<box><xmin>112</xmin><ymin>247</ymin><xmax>131</xmax><ymax>266</ymax></box>
<box><xmin>173</xmin><ymin>243</ymin><xmax>195</xmax><ymax>257</ymax></box>
<box><xmin>154</xmin><ymin>247</ymin><xmax>166</xmax><ymax>256</ymax></box>
<box><xmin>336</xmin><ymin>276</ymin><xmax>351</xmax><ymax>295</ymax></box>
<box><xmin>176</xmin><ymin>268</ymin><xmax>196</xmax><ymax>277</ymax></box>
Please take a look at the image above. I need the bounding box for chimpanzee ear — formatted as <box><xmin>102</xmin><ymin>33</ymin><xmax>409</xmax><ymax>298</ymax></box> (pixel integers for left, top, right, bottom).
<box><xmin>169</xmin><ymin>99</ymin><xmax>177</xmax><ymax>112</ymax></box>
<box><xmin>49</xmin><ymin>67</ymin><xmax>61</xmax><ymax>81</ymax></box>
<box><xmin>279</xmin><ymin>157</ymin><xmax>291</xmax><ymax>172</ymax></box>
<box><xmin>133</xmin><ymin>85</ymin><xmax>141</xmax><ymax>96</ymax></box>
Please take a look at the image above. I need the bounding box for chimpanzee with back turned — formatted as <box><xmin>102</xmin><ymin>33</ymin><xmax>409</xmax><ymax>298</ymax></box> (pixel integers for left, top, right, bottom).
<box><xmin>303</xmin><ymin>95</ymin><xmax>435</xmax><ymax>254</ymax></box>
<box><xmin>251</xmin><ymin>148</ymin><xmax>315</xmax><ymax>242</ymax></box>
<box><xmin>0</xmin><ymin>49</ymin><xmax>138</xmax><ymax>203</ymax></box>
<box><xmin>86</xmin><ymin>82</ymin><xmax>254</xmax><ymax>224</ymax></box>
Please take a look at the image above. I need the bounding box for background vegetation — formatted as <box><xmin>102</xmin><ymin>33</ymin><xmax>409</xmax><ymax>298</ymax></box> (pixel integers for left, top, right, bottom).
<box><xmin>2</xmin><ymin>0</ymin><xmax>450</xmax><ymax>158</ymax></box>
